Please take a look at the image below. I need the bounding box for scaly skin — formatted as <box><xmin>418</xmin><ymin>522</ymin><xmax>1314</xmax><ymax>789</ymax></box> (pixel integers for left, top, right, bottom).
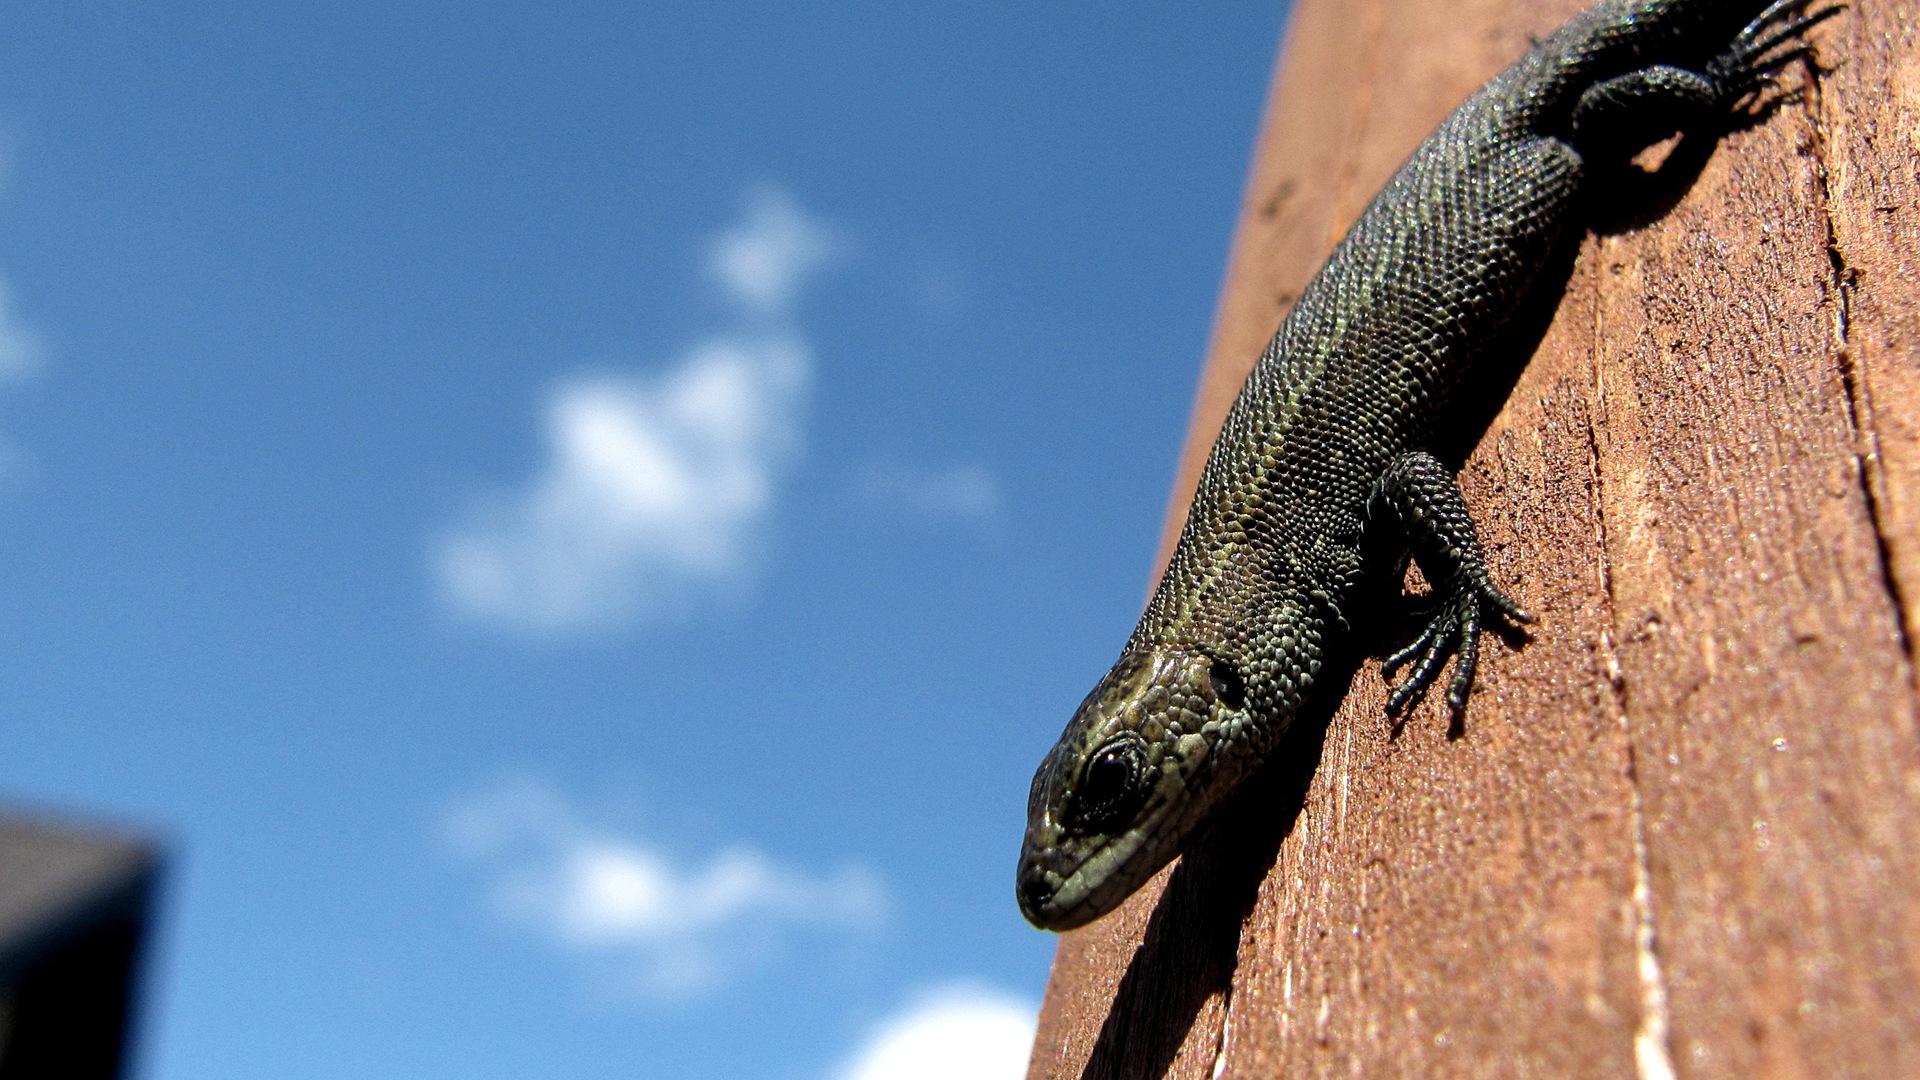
<box><xmin>1017</xmin><ymin>0</ymin><xmax>1837</xmax><ymax>932</ymax></box>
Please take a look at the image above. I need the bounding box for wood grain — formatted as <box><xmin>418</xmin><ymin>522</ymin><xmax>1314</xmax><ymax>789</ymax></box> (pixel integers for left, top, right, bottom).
<box><xmin>1028</xmin><ymin>2</ymin><xmax>1920</xmax><ymax>1077</ymax></box>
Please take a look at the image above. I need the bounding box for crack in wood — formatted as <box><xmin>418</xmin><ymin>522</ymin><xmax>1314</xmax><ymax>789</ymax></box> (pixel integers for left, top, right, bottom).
<box><xmin>1802</xmin><ymin>47</ymin><xmax>1918</xmax><ymax>674</ymax></box>
<box><xmin>1586</xmin><ymin>254</ymin><xmax>1679</xmax><ymax>1080</ymax></box>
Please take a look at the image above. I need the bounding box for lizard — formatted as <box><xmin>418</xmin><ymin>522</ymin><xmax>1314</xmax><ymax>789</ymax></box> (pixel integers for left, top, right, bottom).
<box><xmin>1017</xmin><ymin>0</ymin><xmax>1838</xmax><ymax>932</ymax></box>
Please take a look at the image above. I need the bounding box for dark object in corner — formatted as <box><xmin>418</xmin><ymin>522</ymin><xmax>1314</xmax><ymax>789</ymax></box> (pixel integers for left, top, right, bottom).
<box><xmin>0</xmin><ymin>813</ymin><xmax>161</xmax><ymax>1080</ymax></box>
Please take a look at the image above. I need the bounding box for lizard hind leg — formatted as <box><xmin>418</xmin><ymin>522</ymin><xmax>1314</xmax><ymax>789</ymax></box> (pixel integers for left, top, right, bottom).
<box><xmin>1372</xmin><ymin>452</ymin><xmax>1532</xmax><ymax>715</ymax></box>
<box><xmin>1566</xmin><ymin>1</ymin><xmax>1841</xmax><ymax>164</ymax></box>
<box><xmin>1568</xmin><ymin>65</ymin><xmax>1721</xmax><ymax>163</ymax></box>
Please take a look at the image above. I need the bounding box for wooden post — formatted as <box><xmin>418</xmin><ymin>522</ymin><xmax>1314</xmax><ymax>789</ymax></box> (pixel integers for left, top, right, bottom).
<box><xmin>1025</xmin><ymin>2</ymin><xmax>1920</xmax><ymax>1077</ymax></box>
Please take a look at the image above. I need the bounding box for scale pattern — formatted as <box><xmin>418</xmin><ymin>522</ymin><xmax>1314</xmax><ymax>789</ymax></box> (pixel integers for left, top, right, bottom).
<box><xmin>1018</xmin><ymin>0</ymin><xmax>1837</xmax><ymax>932</ymax></box>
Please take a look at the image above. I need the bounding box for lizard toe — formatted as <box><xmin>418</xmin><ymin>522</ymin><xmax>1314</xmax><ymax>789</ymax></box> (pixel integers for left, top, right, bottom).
<box><xmin>1386</xmin><ymin>575</ymin><xmax>1527</xmax><ymax>716</ymax></box>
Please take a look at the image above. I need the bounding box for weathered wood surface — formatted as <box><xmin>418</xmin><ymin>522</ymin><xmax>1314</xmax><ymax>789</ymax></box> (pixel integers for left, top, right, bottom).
<box><xmin>1026</xmin><ymin>2</ymin><xmax>1920</xmax><ymax>1077</ymax></box>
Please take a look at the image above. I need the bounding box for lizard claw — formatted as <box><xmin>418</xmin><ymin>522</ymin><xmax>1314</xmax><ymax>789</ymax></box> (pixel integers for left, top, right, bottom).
<box><xmin>1709</xmin><ymin>0</ymin><xmax>1844</xmax><ymax>107</ymax></box>
<box><xmin>1383</xmin><ymin>575</ymin><xmax>1531</xmax><ymax>715</ymax></box>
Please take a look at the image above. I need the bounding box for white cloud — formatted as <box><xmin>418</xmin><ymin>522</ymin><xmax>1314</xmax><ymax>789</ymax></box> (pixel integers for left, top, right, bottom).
<box><xmin>445</xmin><ymin>781</ymin><xmax>885</xmax><ymax>999</ymax></box>
<box><xmin>436</xmin><ymin>336</ymin><xmax>806</xmax><ymax>629</ymax></box>
<box><xmin>857</xmin><ymin>462</ymin><xmax>1001</xmax><ymax>521</ymax></box>
<box><xmin>833</xmin><ymin>983</ymin><xmax>1039</xmax><ymax>1080</ymax></box>
<box><xmin>435</xmin><ymin>189</ymin><xmax>838</xmax><ymax>631</ymax></box>
<box><xmin>708</xmin><ymin>187</ymin><xmax>843</xmax><ymax>316</ymax></box>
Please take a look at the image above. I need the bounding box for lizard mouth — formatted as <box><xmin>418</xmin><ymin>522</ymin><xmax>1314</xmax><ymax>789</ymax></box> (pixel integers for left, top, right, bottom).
<box><xmin>1014</xmin><ymin>853</ymin><xmax>1108</xmax><ymax>931</ymax></box>
<box><xmin>1015</xmin><ymin>861</ymin><xmax>1069</xmax><ymax>927</ymax></box>
<box><xmin>1015</xmin><ymin>823</ymin><xmax>1173</xmax><ymax>931</ymax></box>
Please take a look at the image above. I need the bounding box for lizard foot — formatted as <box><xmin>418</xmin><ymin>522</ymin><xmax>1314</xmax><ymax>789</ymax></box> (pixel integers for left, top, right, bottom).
<box><xmin>1709</xmin><ymin>0</ymin><xmax>1844</xmax><ymax>107</ymax></box>
<box><xmin>1382</xmin><ymin>574</ymin><xmax>1531</xmax><ymax>716</ymax></box>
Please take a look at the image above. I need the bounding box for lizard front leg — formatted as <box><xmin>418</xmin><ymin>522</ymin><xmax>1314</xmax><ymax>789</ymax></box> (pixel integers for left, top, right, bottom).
<box><xmin>1371</xmin><ymin>451</ymin><xmax>1532</xmax><ymax>714</ymax></box>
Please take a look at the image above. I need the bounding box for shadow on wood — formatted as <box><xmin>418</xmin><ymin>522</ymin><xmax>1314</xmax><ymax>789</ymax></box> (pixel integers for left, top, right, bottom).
<box><xmin>1075</xmin><ymin>643</ymin><xmax>1359</xmax><ymax>1080</ymax></box>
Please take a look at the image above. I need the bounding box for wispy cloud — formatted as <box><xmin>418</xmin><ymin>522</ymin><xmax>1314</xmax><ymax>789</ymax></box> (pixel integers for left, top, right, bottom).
<box><xmin>0</xmin><ymin>142</ymin><xmax>43</xmax><ymax>389</ymax></box>
<box><xmin>434</xmin><ymin>188</ymin><xmax>839</xmax><ymax>631</ymax></box>
<box><xmin>856</xmin><ymin>461</ymin><xmax>1002</xmax><ymax>522</ymax></box>
<box><xmin>0</xmin><ymin>274</ymin><xmax>48</xmax><ymax>478</ymax></box>
<box><xmin>708</xmin><ymin>187</ymin><xmax>844</xmax><ymax>316</ymax></box>
<box><xmin>832</xmin><ymin>983</ymin><xmax>1038</xmax><ymax>1080</ymax></box>
<box><xmin>445</xmin><ymin>780</ymin><xmax>885</xmax><ymax>999</ymax></box>
<box><xmin>0</xmin><ymin>278</ymin><xmax>43</xmax><ymax>384</ymax></box>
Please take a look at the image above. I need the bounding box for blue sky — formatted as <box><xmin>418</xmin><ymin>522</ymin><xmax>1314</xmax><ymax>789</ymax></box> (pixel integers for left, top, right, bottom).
<box><xmin>0</xmin><ymin>2</ymin><xmax>1288</xmax><ymax>1076</ymax></box>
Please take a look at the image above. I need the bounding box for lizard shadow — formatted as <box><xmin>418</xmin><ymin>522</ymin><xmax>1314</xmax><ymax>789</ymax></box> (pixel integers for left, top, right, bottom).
<box><xmin>1072</xmin><ymin>106</ymin><xmax>1770</xmax><ymax>1080</ymax></box>
<box><xmin>1075</xmin><ymin>645</ymin><xmax>1355</xmax><ymax>1080</ymax></box>
<box><xmin>1586</xmin><ymin>128</ymin><xmax>1724</xmax><ymax>236</ymax></box>
<box><xmin>1586</xmin><ymin>85</ymin><xmax>1811</xmax><ymax>237</ymax></box>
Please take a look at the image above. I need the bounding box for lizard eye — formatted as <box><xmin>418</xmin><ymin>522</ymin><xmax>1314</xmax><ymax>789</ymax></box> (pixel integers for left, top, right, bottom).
<box><xmin>1072</xmin><ymin>739</ymin><xmax>1147</xmax><ymax>833</ymax></box>
<box><xmin>1208</xmin><ymin>658</ymin><xmax>1246</xmax><ymax>711</ymax></box>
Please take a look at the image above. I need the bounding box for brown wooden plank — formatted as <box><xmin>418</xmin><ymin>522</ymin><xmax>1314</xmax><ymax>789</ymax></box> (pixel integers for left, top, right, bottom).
<box><xmin>1028</xmin><ymin>1</ymin><xmax>1920</xmax><ymax>1078</ymax></box>
<box><xmin>1585</xmin><ymin>15</ymin><xmax>1920</xmax><ymax>1072</ymax></box>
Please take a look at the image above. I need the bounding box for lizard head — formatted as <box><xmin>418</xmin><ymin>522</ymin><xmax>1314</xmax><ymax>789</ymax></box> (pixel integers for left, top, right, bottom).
<box><xmin>1016</xmin><ymin>645</ymin><xmax>1255</xmax><ymax>931</ymax></box>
